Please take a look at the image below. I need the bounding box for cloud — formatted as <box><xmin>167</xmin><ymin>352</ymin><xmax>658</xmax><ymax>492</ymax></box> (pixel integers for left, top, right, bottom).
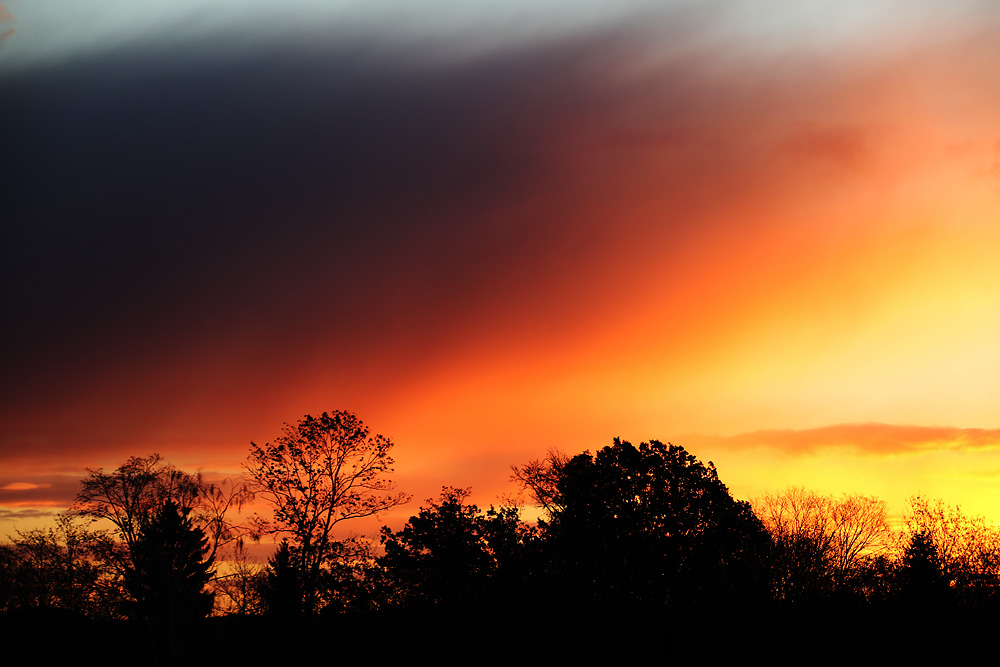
<box><xmin>684</xmin><ymin>423</ymin><xmax>1000</xmax><ymax>457</ymax></box>
<box><xmin>0</xmin><ymin>507</ymin><xmax>61</xmax><ymax>522</ymax></box>
<box><xmin>0</xmin><ymin>474</ymin><xmax>83</xmax><ymax>508</ymax></box>
<box><xmin>0</xmin><ymin>482</ymin><xmax>52</xmax><ymax>491</ymax></box>
<box><xmin>2</xmin><ymin>8</ymin><xmax>999</xmax><ymax>492</ymax></box>
<box><xmin>4</xmin><ymin>27</ymin><xmax>803</xmax><ymax>445</ymax></box>
<box><xmin>780</xmin><ymin>124</ymin><xmax>872</xmax><ymax>170</ymax></box>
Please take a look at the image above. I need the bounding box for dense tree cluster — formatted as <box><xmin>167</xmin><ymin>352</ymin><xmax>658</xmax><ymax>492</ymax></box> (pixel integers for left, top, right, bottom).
<box><xmin>519</xmin><ymin>439</ymin><xmax>771</xmax><ymax>610</ymax></box>
<box><xmin>4</xmin><ymin>410</ymin><xmax>1000</xmax><ymax>661</ymax></box>
<box><xmin>377</xmin><ymin>486</ymin><xmax>526</xmax><ymax>609</ymax></box>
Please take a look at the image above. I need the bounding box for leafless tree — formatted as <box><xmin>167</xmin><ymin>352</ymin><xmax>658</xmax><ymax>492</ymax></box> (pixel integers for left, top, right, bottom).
<box><xmin>754</xmin><ymin>487</ymin><xmax>889</xmax><ymax>600</ymax></box>
<box><xmin>211</xmin><ymin>541</ymin><xmax>266</xmax><ymax>615</ymax></box>
<box><xmin>509</xmin><ymin>448</ymin><xmax>570</xmax><ymax>517</ymax></box>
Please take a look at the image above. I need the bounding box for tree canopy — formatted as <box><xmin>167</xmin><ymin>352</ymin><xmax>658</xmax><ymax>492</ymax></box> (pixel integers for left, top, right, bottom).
<box><xmin>378</xmin><ymin>487</ymin><xmax>525</xmax><ymax>608</ymax></box>
<box><xmin>7</xmin><ymin>420</ymin><xmax>1000</xmax><ymax>662</ymax></box>
<box><xmin>72</xmin><ymin>454</ymin><xmax>249</xmax><ymax>572</ymax></box>
<box><xmin>245</xmin><ymin>410</ymin><xmax>410</xmax><ymax>614</ymax></box>
<box><xmin>520</xmin><ymin>438</ymin><xmax>770</xmax><ymax>609</ymax></box>
<box><xmin>125</xmin><ymin>500</ymin><xmax>215</xmax><ymax>623</ymax></box>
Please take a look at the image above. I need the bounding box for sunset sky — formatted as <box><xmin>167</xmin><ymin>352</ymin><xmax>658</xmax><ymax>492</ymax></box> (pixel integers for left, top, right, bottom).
<box><xmin>2</xmin><ymin>0</ymin><xmax>1000</xmax><ymax>541</ymax></box>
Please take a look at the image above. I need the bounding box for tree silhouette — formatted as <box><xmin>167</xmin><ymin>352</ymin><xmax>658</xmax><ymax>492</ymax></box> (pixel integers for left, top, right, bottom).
<box><xmin>378</xmin><ymin>487</ymin><xmax>525</xmax><ymax>608</ymax></box>
<box><xmin>897</xmin><ymin>530</ymin><xmax>951</xmax><ymax>607</ymax></box>
<box><xmin>754</xmin><ymin>487</ymin><xmax>890</xmax><ymax>602</ymax></box>
<box><xmin>73</xmin><ymin>454</ymin><xmax>250</xmax><ymax>575</ymax></box>
<box><xmin>74</xmin><ymin>455</ymin><xmax>202</xmax><ymax>560</ymax></box>
<box><xmin>260</xmin><ymin>539</ymin><xmax>305</xmax><ymax>617</ymax></box>
<box><xmin>0</xmin><ymin>515</ymin><xmax>121</xmax><ymax>618</ymax></box>
<box><xmin>526</xmin><ymin>439</ymin><xmax>769</xmax><ymax>610</ymax></box>
<box><xmin>124</xmin><ymin>500</ymin><xmax>215</xmax><ymax>662</ymax></box>
<box><xmin>510</xmin><ymin>448</ymin><xmax>570</xmax><ymax>515</ymax></box>
<box><xmin>903</xmin><ymin>496</ymin><xmax>1000</xmax><ymax>605</ymax></box>
<box><xmin>212</xmin><ymin>540</ymin><xmax>265</xmax><ymax>615</ymax></box>
<box><xmin>244</xmin><ymin>410</ymin><xmax>410</xmax><ymax>614</ymax></box>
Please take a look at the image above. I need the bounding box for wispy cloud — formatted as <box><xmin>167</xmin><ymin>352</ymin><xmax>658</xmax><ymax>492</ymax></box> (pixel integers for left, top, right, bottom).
<box><xmin>0</xmin><ymin>474</ymin><xmax>82</xmax><ymax>509</ymax></box>
<box><xmin>685</xmin><ymin>424</ymin><xmax>1000</xmax><ymax>457</ymax></box>
<box><xmin>0</xmin><ymin>482</ymin><xmax>52</xmax><ymax>491</ymax></box>
<box><xmin>0</xmin><ymin>507</ymin><xmax>61</xmax><ymax>522</ymax></box>
<box><xmin>780</xmin><ymin>123</ymin><xmax>873</xmax><ymax>171</ymax></box>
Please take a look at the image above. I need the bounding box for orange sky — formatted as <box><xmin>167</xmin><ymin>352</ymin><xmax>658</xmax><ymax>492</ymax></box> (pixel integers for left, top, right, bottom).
<box><xmin>2</xmin><ymin>3</ymin><xmax>999</xmax><ymax>541</ymax></box>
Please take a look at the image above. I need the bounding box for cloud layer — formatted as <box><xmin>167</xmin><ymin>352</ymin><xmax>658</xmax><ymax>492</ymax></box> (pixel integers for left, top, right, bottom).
<box><xmin>685</xmin><ymin>424</ymin><xmax>1000</xmax><ymax>457</ymax></box>
<box><xmin>2</xmin><ymin>4</ymin><xmax>1000</xmax><ymax>531</ymax></box>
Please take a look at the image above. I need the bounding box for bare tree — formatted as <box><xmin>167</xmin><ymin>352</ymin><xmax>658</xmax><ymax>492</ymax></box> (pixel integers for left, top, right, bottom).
<box><xmin>828</xmin><ymin>493</ymin><xmax>891</xmax><ymax>577</ymax></box>
<box><xmin>509</xmin><ymin>448</ymin><xmax>570</xmax><ymax>517</ymax></box>
<box><xmin>244</xmin><ymin>410</ymin><xmax>410</xmax><ymax>614</ymax></box>
<box><xmin>210</xmin><ymin>540</ymin><xmax>266</xmax><ymax>616</ymax></box>
<box><xmin>754</xmin><ymin>487</ymin><xmax>889</xmax><ymax>600</ymax></box>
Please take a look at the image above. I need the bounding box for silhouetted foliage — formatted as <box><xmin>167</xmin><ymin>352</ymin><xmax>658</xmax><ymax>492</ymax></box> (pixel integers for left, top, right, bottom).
<box><xmin>510</xmin><ymin>448</ymin><xmax>570</xmax><ymax>515</ymax></box>
<box><xmin>377</xmin><ymin>487</ymin><xmax>527</xmax><ymax>608</ymax></box>
<box><xmin>526</xmin><ymin>439</ymin><xmax>770</xmax><ymax>610</ymax></box>
<box><xmin>125</xmin><ymin>500</ymin><xmax>215</xmax><ymax>619</ymax></box>
<box><xmin>10</xmin><ymin>428</ymin><xmax>1000</xmax><ymax>661</ymax></box>
<box><xmin>124</xmin><ymin>500</ymin><xmax>215</xmax><ymax>663</ymax></box>
<box><xmin>903</xmin><ymin>497</ymin><xmax>1000</xmax><ymax>605</ymax></box>
<box><xmin>74</xmin><ymin>455</ymin><xmax>201</xmax><ymax>559</ymax></box>
<box><xmin>897</xmin><ymin>530</ymin><xmax>951</xmax><ymax>607</ymax></box>
<box><xmin>244</xmin><ymin>410</ymin><xmax>410</xmax><ymax>614</ymax></box>
<box><xmin>849</xmin><ymin>554</ymin><xmax>898</xmax><ymax>605</ymax></box>
<box><xmin>754</xmin><ymin>487</ymin><xmax>890</xmax><ymax>602</ymax></box>
<box><xmin>212</xmin><ymin>541</ymin><xmax>265</xmax><ymax>615</ymax></box>
<box><xmin>260</xmin><ymin>539</ymin><xmax>305</xmax><ymax>617</ymax></box>
<box><xmin>0</xmin><ymin>515</ymin><xmax>122</xmax><ymax>618</ymax></box>
<box><xmin>73</xmin><ymin>454</ymin><xmax>250</xmax><ymax>576</ymax></box>
<box><xmin>315</xmin><ymin>537</ymin><xmax>378</xmax><ymax>614</ymax></box>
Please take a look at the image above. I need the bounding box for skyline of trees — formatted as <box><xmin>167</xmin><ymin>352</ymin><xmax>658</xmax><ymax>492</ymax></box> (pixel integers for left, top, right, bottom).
<box><xmin>3</xmin><ymin>410</ymin><xmax>1000</xmax><ymax>632</ymax></box>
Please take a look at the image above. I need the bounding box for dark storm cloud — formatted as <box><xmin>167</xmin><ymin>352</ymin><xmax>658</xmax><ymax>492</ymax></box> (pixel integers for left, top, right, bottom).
<box><xmin>13</xmin><ymin>16</ymin><xmax>982</xmax><ymax>466</ymax></box>
<box><xmin>2</xmin><ymin>39</ymin><xmax>562</xmax><ymax>387</ymax></box>
<box><xmin>2</xmin><ymin>26</ymin><xmax>732</xmax><ymax>413</ymax></box>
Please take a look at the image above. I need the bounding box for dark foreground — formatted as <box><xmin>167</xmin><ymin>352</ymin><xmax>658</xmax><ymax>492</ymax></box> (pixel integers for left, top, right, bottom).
<box><xmin>1</xmin><ymin>600</ymin><xmax>988</xmax><ymax>666</ymax></box>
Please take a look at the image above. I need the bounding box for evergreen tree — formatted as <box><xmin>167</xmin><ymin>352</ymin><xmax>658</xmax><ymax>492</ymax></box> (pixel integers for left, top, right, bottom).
<box><xmin>124</xmin><ymin>500</ymin><xmax>215</xmax><ymax>661</ymax></box>
<box><xmin>261</xmin><ymin>539</ymin><xmax>306</xmax><ymax>617</ymax></box>
<box><xmin>898</xmin><ymin>529</ymin><xmax>951</xmax><ymax>606</ymax></box>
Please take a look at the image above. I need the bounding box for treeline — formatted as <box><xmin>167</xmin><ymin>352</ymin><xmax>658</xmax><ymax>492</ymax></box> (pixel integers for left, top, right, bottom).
<box><xmin>2</xmin><ymin>410</ymin><xmax>999</xmax><ymax>662</ymax></box>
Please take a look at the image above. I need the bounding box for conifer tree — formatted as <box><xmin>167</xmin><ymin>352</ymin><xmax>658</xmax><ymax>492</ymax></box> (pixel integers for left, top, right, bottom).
<box><xmin>261</xmin><ymin>539</ymin><xmax>306</xmax><ymax>617</ymax></box>
<box><xmin>125</xmin><ymin>500</ymin><xmax>215</xmax><ymax>660</ymax></box>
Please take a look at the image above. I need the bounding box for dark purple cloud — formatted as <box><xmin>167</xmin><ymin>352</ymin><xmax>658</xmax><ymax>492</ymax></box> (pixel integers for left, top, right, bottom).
<box><xmin>2</xmin><ymin>27</ymin><xmax>757</xmax><ymax>427</ymax></box>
